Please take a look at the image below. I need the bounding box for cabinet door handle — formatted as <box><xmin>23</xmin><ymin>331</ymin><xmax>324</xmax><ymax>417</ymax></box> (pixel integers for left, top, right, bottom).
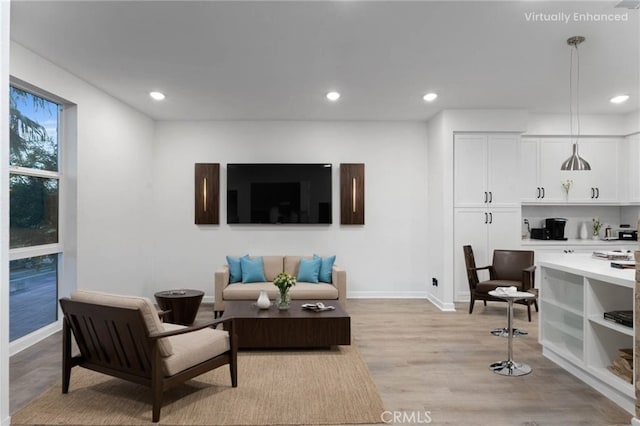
<box><xmin>590</xmin><ymin>188</ymin><xmax>593</xmax><ymax>198</ymax></box>
<box><xmin>596</xmin><ymin>187</ymin><xmax>600</xmax><ymax>199</ymax></box>
<box><xmin>536</xmin><ymin>187</ymin><xmax>539</xmax><ymax>198</ymax></box>
<box><xmin>484</xmin><ymin>191</ymin><xmax>488</xmax><ymax>203</ymax></box>
<box><xmin>484</xmin><ymin>212</ymin><xmax>488</xmax><ymax>224</ymax></box>
<box><xmin>591</xmin><ymin>187</ymin><xmax>595</xmax><ymax>199</ymax></box>
<box><xmin>489</xmin><ymin>192</ymin><xmax>493</xmax><ymax>203</ymax></box>
<box><xmin>541</xmin><ymin>187</ymin><xmax>545</xmax><ymax>198</ymax></box>
<box><xmin>489</xmin><ymin>212</ymin><xmax>493</xmax><ymax>224</ymax></box>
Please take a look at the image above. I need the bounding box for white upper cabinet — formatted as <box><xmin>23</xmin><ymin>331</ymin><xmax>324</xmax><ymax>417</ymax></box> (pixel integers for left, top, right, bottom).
<box><xmin>520</xmin><ymin>138</ymin><xmax>570</xmax><ymax>202</ymax></box>
<box><xmin>454</xmin><ymin>134</ymin><xmax>521</xmax><ymax>207</ymax></box>
<box><xmin>568</xmin><ymin>139</ymin><xmax>619</xmax><ymax>202</ymax></box>
<box><xmin>627</xmin><ymin>136</ymin><xmax>640</xmax><ymax>203</ymax></box>
<box><xmin>521</xmin><ymin>138</ymin><xmax>621</xmax><ymax>204</ymax></box>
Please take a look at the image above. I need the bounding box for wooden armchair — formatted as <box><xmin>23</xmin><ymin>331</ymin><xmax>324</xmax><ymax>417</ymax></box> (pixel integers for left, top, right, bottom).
<box><xmin>59</xmin><ymin>290</ymin><xmax>237</xmax><ymax>422</ymax></box>
<box><xmin>463</xmin><ymin>246</ymin><xmax>538</xmax><ymax>321</ymax></box>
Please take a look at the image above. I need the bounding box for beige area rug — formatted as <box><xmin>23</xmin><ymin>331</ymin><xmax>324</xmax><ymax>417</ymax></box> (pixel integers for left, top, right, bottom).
<box><xmin>12</xmin><ymin>345</ymin><xmax>384</xmax><ymax>426</ymax></box>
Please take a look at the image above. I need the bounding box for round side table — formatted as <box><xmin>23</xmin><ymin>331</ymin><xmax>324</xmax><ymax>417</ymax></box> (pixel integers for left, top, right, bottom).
<box><xmin>488</xmin><ymin>290</ymin><xmax>536</xmax><ymax>376</ymax></box>
<box><xmin>154</xmin><ymin>289</ymin><xmax>204</xmax><ymax>325</ymax></box>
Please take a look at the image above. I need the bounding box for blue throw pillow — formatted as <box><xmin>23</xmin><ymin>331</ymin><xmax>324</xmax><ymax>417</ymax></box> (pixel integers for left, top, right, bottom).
<box><xmin>241</xmin><ymin>256</ymin><xmax>267</xmax><ymax>283</ymax></box>
<box><xmin>226</xmin><ymin>255</ymin><xmax>249</xmax><ymax>283</ymax></box>
<box><xmin>297</xmin><ymin>257</ymin><xmax>321</xmax><ymax>283</ymax></box>
<box><xmin>314</xmin><ymin>254</ymin><xmax>336</xmax><ymax>283</ymax></box>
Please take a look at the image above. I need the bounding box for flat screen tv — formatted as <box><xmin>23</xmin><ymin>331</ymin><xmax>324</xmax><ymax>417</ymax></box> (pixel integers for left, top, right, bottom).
<box><xmin>227</xmin><ymin>163</ymin><xmax>332</xmax><ymax>224</ymax></box>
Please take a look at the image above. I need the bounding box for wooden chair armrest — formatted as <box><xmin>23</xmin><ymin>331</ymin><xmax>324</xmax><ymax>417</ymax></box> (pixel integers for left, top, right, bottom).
<box><xmin>468</xmin><ymin>265</ymin><xmax>491</xmax><ymax>272</ymax></box>
<box><xmin>149</xmin><ymin>318</ymin><xmax>233</xmax><ymax>339</ymax></box>
<box><xmin>522</xmin><ymin>265</ymin><xmax>536</xmax><ymax>290</ymax></box>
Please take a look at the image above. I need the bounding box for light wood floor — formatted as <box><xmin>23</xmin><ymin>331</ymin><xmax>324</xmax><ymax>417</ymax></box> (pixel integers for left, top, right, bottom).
<box><xmin>10</xmin><ymin>299</ymin><xmax>633</xmax><ymax>425</ymax></box>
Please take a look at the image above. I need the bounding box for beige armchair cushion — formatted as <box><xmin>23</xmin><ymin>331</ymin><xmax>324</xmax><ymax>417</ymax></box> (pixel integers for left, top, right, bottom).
<box><xmin>70</xmin><ymin>290</ymin><xmax>173</xmax><ymax>357</ymax></box>
<box><xmin>161</xmin><ymin>323</ymin><xmax>230</xmax><ymax>376</ymax></box>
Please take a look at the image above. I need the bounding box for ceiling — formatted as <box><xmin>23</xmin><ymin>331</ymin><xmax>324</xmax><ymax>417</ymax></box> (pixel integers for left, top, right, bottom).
<box><xmin>9</xmin><ymin>1</ymin><xmax>640</xmax><ymax>121</ymax></box>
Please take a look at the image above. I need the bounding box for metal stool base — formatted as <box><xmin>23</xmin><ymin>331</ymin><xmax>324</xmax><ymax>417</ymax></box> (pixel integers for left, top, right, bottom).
<box><xmin>490</xmin><ymin>328</ymin><xmax>528</xmax><ymax>337</ymax></box>
<box><xmin>489</xmin><ymin>360</ymin><xmax>532</xmax><ymax>376</ymax></box>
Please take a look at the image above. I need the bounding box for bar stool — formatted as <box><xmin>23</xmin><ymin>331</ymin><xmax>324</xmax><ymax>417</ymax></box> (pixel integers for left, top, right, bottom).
<box><xmin>488</xmin><ymin>289</ymin><xmax>536</xmax><ymax>376</ymax></box>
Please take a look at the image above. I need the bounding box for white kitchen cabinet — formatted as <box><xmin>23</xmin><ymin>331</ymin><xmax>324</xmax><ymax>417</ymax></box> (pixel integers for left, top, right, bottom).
<box><xmin>453</xmin><ymin>207</ymin><xmax>521</xmax><ymax>301</ymax></box>
<box><xmin>568</xmin><ymin>139</ymin><xmax>620</xmax><ymax>203</ymax></box>
<box><xmin>522</xmin><ymin>138</ymin><xmax>621</xmax><ymax>204</ymax></box>
<box><xmin>521</xmin><ymin>138</ymin><xmax>571</xmax><ymax>202</ymax></box>
<box><xmin>538</xmin><ymin>255</ymin><xmax>635</xmax><ymax>414</ymax></box>
<box><xmin>628</xmin><ymin>135</ymin><xmax>640</xmax><ymax>203</ymax></box>
<box><xmin>455</xmin><ymin>134</ymin><xmax>521</xmax><ymax>207</ymax></box>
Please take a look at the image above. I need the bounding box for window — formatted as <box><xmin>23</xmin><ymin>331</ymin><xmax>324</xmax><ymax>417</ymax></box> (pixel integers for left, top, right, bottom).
<box><xmin>9</xmin><ymin>85</ymin><xmax>62</xmax><ymax>342</ymax></box>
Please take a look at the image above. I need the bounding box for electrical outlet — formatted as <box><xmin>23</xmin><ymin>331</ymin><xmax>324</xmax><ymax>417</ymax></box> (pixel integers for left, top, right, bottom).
<box><xmin>432</xmin><ymin>278</ymin><xmax>438</xmax><ymax>287</ymax></box>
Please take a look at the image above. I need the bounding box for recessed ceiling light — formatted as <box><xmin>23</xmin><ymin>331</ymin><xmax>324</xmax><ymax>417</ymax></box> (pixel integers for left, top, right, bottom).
<box><xmin>610</xmin><ymin>94</ymin><xmax>629</xmax><ymax>104</ymax></box>
<box><xmin>423</xmin><ymin>92</ymin><xmax>438</xmax><ymax>102</ymax></box>
<box><xmin>326</xmin><ymin>91</ymin><xmax>341</xmax><ymax>102</ymax></box>
<box><xmin>150</xmin><ymin>91</ymin><xmax>166</xmax><ymax>101</ymax></box>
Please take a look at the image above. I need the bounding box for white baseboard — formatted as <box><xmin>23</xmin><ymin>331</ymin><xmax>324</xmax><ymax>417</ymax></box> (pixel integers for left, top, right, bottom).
<box><xmin>426</xmin><ymin>293</ymin><xmax>456</xmax><ymax>311</ymax></box>
<box><xmin>631</xmin><ymin>417</ymin><xmax>640</xmax><ymax>426</ymax></box>
<box><xmin>348</xmin><ymin>291</ymin><xmax>428</xmax><ymax>299</ymax></box>
<box><xmin>208</xmin><ymin>294</ymin><xmax>458</xmax><ymax>310</ymax></box>
<box><xmin>9</xmin><ymin>320</ymin><xmax>61</xmax><ymax>356</ymax></box>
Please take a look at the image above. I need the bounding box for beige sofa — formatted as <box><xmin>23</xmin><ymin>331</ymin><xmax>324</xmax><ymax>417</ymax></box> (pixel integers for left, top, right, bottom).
<box><xmin>214</xmin><ymin>255</ymin><xmax>346</xmax><ymax>316</ymax></box>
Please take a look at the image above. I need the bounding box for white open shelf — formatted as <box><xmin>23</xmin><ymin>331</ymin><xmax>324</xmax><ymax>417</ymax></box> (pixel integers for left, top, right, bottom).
<box><xmin>539</xmin><ymin>255</ymin><xmax>636</xmax><ymax>415</ymax></box>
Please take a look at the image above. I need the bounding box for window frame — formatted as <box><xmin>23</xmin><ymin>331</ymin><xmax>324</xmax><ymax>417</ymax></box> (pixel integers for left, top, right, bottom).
<box><xmin>8</xmin><ymin>82</ymin><xmax>64</xmax><ymax>347</ymax></box>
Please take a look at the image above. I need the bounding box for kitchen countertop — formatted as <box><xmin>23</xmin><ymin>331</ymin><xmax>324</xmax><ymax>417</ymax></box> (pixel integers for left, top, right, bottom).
<box><xmin>537</xmin><ymin>253</ymin><xmax>635</xmax><ymax>287</ymax></box>
<box><xmin>522</xmin><ymin>238</ymin><xmax>638</xmax><ymax>247</ymax></box>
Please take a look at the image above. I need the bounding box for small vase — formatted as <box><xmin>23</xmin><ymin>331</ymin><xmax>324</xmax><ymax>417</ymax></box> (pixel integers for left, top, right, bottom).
<box><xmin>592</xmin><ymin>233</ymin><xmax>599</xmax><ymax>240</ymax></box>
<box><xmin>256</xmin><ymin>290</ymin><xmax>271</xmax><ymax>309</ymax></box>
<box><xmin>579</xmin><ymin>222</ymin><xmax>588</xmax><ymax>239</ymax></box>
<box><xmin>277</xmin><ymin>291</ymin><xmax>291</xmax><ymax>310</ymax></box>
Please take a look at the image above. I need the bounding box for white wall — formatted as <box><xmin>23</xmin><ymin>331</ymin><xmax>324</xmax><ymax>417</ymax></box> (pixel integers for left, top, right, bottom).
<box><xmin>1</xmin><ymin>3</ymin><xmax>11</xmax><ymax>425</ymax></box>
<box><xmin>526</xmin><ymin>113</ymin><xmax>632</xmax><ymax>136</ymax></box>
<box><xmin>151</xmin><ymin>121</ymin><xmax>429</xmax><ymax>299</ymax></box>
<box><xmin>9</xmin><ymin>42</ymin><xmax>155</xmax><ymax>297</ymax></box>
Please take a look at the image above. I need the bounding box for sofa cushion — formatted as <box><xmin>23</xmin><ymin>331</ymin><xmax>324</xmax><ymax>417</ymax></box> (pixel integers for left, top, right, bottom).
<box><xmin>223</xmin><ymin>282</ymin><xmax>338</xmax><ymax>301</ymax></box>
<box><xmin>241</xmin><ymin>256</ymin><xmax>267</xmax><ymax>283</ymax></box>
<box><xmin>162</xmin><ymin>323</ymin><xmax>230</xmax><ymax>376</ymax></box>
<box><xmin>297</xmin><ymin>257</ymin><xmax>321</xmax><ymax>283</ymax></box>
<box><xmin>226</xmin><ymin>255</ymin><xmax>249</xmax><ymax>283</ymax></box>
<box><xmin>224</xmin><ymin>282</ymin><xmax>279</xmax><ymax>300</ymax></box>
<box><xmin>262</xmin><ymin>256</ymin><xmax>284</xmax><ymax>281</ymax></box>
<box><xmin>289</xmin><ymin>283</ymin><xmax>339</xmax><ymax>300</ymax></box>
<box><xmin>70</xmin><ymin>290</ymin><xmax>173</xmax><ymax>357</ymax></box>
<box><xmin>314</xmin><ymin>254</ymin><xmax>336</xmax><ymax>283</ymax></box>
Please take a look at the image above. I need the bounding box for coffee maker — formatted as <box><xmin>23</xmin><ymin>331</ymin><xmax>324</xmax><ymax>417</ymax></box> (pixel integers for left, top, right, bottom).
<box><xmin>545</xmin><ymin>218</ymin><xmax>568</xmax><ymax>240</ymax></box>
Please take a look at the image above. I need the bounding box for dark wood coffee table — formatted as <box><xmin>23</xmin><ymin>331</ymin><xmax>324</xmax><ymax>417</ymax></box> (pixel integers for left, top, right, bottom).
<box><xmin>220</xmin><ymin>300</ymin><xmax>350</xmax><ymax>349</ymax></box>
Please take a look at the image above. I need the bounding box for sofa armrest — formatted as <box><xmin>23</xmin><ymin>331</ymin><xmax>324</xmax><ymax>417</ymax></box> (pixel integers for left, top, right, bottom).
<box><xmin>332</xmin><ymin>265</ymin><xmax>347</xmax><ymax>308</ymax></box>
<box><xmin>214</xmin><ymin>265</ymin><xmax>230</xmax><ymax>312</ymax></box>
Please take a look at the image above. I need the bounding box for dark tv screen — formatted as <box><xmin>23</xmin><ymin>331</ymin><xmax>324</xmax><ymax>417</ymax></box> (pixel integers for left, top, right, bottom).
<box><xmin>227</xmin><ymin>163</ymin><xmax>332</xmax><ymax>224</ymax></box>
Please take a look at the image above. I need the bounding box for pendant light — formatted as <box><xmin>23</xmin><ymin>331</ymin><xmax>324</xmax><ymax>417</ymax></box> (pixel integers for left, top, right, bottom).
<box><xmin>561</xmin><ymin>36</ymin><xmax>591</xmax><ymax>171</ymax></box>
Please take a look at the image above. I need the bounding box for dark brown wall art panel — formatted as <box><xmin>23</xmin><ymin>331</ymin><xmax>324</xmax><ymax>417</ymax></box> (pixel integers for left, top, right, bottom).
<box><xmin>194</xmin><ymin>163</ymin><xmax>219</xmax><ymax>224</ymax></box>
<box><xmin>340</xmin><ymin>163</ymin><xmax>365</xmax><ymax>225</ymax></box>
